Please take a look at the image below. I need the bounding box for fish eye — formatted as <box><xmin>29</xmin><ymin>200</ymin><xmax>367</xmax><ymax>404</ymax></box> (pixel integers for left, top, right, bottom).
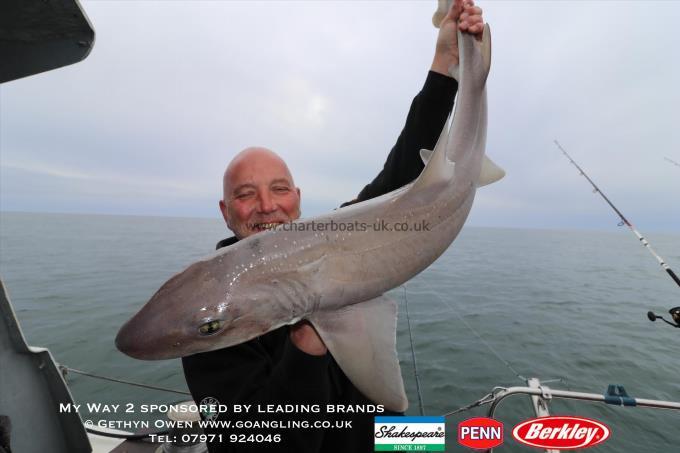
<box><xmin>198</xmin><ymin>319</ymin><xmax>225</xmax><ymax>336</ymax></box>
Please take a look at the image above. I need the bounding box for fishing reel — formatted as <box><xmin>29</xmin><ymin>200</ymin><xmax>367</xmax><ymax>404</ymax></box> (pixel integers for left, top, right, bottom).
<box><xmin>647</xmin><ymin>307</ymin><xmax>680</xmax><ymax>328</ymax></box>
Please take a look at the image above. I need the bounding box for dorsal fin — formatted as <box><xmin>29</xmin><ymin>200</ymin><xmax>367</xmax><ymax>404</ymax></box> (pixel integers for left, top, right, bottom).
<box><xmin>479</xmin><ymin>155</ymin><xmax>505</xmax><ymax>187</ymax></box>
<box><xmin>420</xmin><ymin>148</ymin><xmax>434</xmax><ymax>165</ymax></box>
<box><xmin>411</xmin><ymin>114</ymin><xmax>456</xmax><ymax>191</ymax></box>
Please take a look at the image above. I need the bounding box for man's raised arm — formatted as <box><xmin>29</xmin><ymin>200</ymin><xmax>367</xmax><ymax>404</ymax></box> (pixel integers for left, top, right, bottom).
<box><xmin>342</xmin><ymin>0</ymin><xmax>484</xmax><ymax>206</ymax></box>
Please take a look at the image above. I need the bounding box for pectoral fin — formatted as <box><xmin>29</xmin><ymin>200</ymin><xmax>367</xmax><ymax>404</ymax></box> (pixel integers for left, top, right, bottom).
<box><xmin>308</xmin><ymin>295</ymin><xmax>407</xmax><ymax>412</ymax></box>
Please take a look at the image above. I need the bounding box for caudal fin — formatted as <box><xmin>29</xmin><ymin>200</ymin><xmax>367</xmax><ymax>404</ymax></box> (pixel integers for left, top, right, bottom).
<box><xmin>432</xmin><ymin>0</ymin><xmax>452</xmax><ymax>28</ymax></box>
<box><xmin>481</xmin><ymin>23</ymin><xmax>492</xmax><ymax>82</ymax></box>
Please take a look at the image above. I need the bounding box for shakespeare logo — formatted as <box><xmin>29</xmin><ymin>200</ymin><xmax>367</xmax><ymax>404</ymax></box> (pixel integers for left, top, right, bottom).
<box><xmin>374</xmin><ymin>416</ymin><xmax>445</xmax><ymax>451</ymax></box>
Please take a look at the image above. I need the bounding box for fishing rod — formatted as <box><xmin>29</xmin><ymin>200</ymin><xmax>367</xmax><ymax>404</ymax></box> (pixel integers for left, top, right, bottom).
<box><xmin>554</xmin><ymin>140</ymin><xmax>680</xmax><ymax>328</ymax></box>
<box><xmin>665</xmin><ymin>157</ymin><xmax>680</xmax><ymax>168</ymax></box>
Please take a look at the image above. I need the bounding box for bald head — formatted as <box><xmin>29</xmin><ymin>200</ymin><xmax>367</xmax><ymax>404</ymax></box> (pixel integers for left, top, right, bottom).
<box><xmin>222</xmin><ymin>147</ymin><xmax>295</xmax><ymax>200</ymax></box>
<box><xmin>219</xmin><ymin>147</ymin><xmax>301</xmax><ymax>239</ymax></box>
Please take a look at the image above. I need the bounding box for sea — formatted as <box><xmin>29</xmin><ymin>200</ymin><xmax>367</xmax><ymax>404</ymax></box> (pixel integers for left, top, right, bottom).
<box><xmin>1</xmin><ymin>211</ymin><xmax>678</xmax><ymax>452</ymax></box>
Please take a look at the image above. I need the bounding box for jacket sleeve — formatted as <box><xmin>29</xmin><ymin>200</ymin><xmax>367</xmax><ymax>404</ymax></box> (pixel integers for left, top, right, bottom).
<box><xmin>342</xmin><ymin>71</ymin><xmax>458</xmax><ymax>206</ymax></box>
<box><xmin>182</xmin><ymin>330</ymin><xmax>331</xmax><ymax>453</ymax></box>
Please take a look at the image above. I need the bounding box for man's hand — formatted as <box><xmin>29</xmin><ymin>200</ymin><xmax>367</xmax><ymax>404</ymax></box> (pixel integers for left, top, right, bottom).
<box><xmin>290</xmin><ymin>321</ymin><xmax>327</xmax><ymax>356</ymax></box>
<box><xmin>431</xmin><ymin>0</ymin><xmax>485</xmax><ymax>77</ymax></box>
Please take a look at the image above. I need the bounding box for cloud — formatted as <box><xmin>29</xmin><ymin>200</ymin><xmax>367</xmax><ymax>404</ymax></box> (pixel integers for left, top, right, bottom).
<box><xmin>1</xmin><ymin>0</ymin><xmax>678</xmax><ymax>231</ymax></box>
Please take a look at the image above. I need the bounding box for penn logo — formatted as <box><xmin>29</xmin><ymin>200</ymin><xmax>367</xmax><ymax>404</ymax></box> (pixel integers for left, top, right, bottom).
<box><xmin>458</xmin><ymin>417</ymin><xmax>504</xmax><ymax>450</ymax></box>
<box><xmin>512</xmin><ymin>416</ymin><xmax>610</xmax><ymax>450</ymax></box>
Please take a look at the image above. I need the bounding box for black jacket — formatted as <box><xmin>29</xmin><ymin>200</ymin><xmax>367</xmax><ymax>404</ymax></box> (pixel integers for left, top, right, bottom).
<box><xmin>182</xmin><ymin>71</ymin><xmax>457</xmax><ymax>453</ymax></box>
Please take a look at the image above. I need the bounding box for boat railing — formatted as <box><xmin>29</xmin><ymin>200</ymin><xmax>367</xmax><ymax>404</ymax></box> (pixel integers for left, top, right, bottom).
<box><xmin>482</xmin><ymin>377</ymin><xmax>680</xmax><ymax>453</ymax></box>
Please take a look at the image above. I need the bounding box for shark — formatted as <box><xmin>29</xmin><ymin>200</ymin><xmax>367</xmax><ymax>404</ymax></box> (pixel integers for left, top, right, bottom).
<box><xmin>116</xmin><ymin>24</ymin><xmax>503</xmax><ymax>412</ymax></box>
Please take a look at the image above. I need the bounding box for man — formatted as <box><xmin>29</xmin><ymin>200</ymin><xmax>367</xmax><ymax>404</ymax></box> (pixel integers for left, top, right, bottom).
<box><xmin>182</xmin><ymin>1</ymin><xmax>485</xmax><ymax>452</ymax></box>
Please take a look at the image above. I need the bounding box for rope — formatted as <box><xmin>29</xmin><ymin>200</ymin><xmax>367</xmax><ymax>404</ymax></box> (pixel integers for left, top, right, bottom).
<box><xmin>433</xmin><ymin>293</ymin><xmax>527</xmax><ymax>383</ymax></box>
<box><xmin>442</xmin><ymin>390</ymin><xmax>499</xmax><ymax>417</ymax></box>
<box><xmin>402</xmin><ymin>285</ymin><xmax>425</xmax><ymax>415</ymax></box>
<box><xmin>59</xmin><ymin>365</ymin><xmax>191</xmax><ymax>396</ymax></box>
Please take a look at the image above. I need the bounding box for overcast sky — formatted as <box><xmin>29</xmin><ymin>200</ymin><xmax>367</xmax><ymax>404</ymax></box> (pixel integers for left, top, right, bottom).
<box><xmin>1</xmin><ymin>0</ymin><xmax>678</xmax><ymax>232</ymax></box>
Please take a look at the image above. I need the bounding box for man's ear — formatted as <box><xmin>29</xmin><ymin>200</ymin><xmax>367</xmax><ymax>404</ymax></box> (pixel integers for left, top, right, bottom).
<box><xmin>218</xmin><ymin>200</ymin><xmax>229</xmax><ymax>225</ymax></box>
<box><xmin>296</xmin><ymin>187</ymin><xmax>302</xmax><ymax>218</ymax></box>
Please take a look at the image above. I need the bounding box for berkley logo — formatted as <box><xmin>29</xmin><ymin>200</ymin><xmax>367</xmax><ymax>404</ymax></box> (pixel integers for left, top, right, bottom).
<box><xmin>458</xmin><ymin>417</ymin><xmax>504</xmax><ymax>450</ymax></box>
<box><xmin>512</xmin><ymin>416</ymin><xmax>610</xmax><ymax>450</ymax></box>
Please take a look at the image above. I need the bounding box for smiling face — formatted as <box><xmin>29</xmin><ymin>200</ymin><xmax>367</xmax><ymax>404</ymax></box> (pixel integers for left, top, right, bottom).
<box><xmin>220</xmin><ymin>147</ymin><xmax>301</xmax><ymax>239</ymax></box>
